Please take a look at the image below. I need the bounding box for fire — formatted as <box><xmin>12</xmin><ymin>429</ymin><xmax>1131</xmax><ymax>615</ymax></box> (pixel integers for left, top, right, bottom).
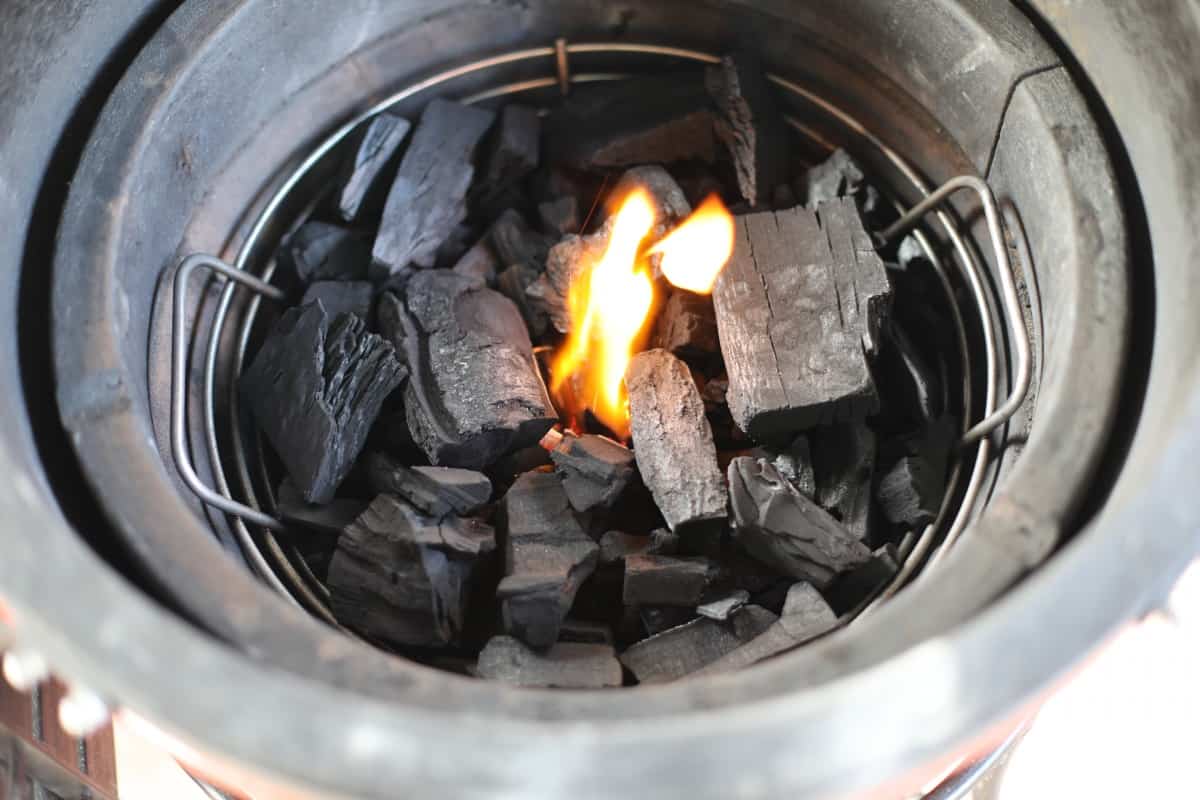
<box><xmin>551</xmin><ymin>191</ymin><xmax>735</xmax><ymax>439</ymax></box>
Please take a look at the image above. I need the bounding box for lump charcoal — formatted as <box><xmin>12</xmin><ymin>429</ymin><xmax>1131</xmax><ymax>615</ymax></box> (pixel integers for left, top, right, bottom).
<box><xmin>337</xmin><ymin>112</ymin><xmax>412</xmax><ymax>222</ymax></box>
<box><xmin>399</xmin><ymin>271</ymin><xmax>556</xmax><ymax>469</ymax></box>
<box><xmin>728</xmin><ymin>457</ymin><xmax>872</xmax><ymax>587</ymax></box>
<box><xmin>598</xmin><ymin>530</ymin><xmax>650</xmax><ymax>565</ymax></box>
<box><xmin>653</xmin><ymin>290</ymin><xmax>720</xmax><ymax>359</ymax></box>
<box><xmin>489</xmin><ymin>208</ymin><xmax>554</xmax><ymax>269</ymax></box>
<box><xmin>696</xmin><ymin>589</ymin><xmax>751</xmax><ymax>621</ymax></box>
<box><xmin>241</xmin><ymin>303</ymin><xmax>405</xmax><ymax>504</ymax></box>
<box><xmin>625</xmin><ymin>349</ymin><xmax>726</xmax><ymax>531</ymax></box>
<box><xmin>713</xmin><ymin>199</ymin><xmax>892</xmax><ymax>440</ymax></box>
<box><xmin>280</xmin><ymin>221</ymin><xmax>370</xmax><ymax>283</ymax></box>
<box><xmin>812</xmin><ymin>422</ymin><xmax>876</xmax><ymax>540</ymax></box>
<box><xmin>549</xmin><ymin>432</ymin><xmax>635</xmax><ymax>512</ymax></box>
<box><xmin>697</xmin><ymin>582</ymin><xmax>837</xmax><ymax>674</ymax></box>
<box><xmin>824</xmin><ymin>545</ymin><xmax>899</xmax><ymax>615</ymax></box>
<box><xmin>877</xmin><ymin>318</ymin><xmax>941</xmax><ymax>426</ymax></box>
<box><xmin>558</xmin><ymin>619</ymin><xmax>614</xmax><ymax>645</ymax></box>
<box><xmin>537</xmin><ymin>195</ymin><xmax>580</xmax><ymax>236</ymax></box>
<box><xmin>372</xmin><ymin>99</ymin><xmax>496</xmax><ymax>277</ymax></box>
<box><xmin>640</xmin><ymin>606</ymin><xmax>697</xmax><ymax>637</ymax></box>
<box><xmin>481</xmin><ymin>105</ymin><xmax>541</xmax><ymax>189</ymax></box>
<box><xmin>756</xmin><ymin>435</ymin><xmax>816</xmax><ymax>499</ymax></box>
<box><xmin>620</xmin><ymin>605</ymin><xmax>777</xmax><ymax>683</ymax></box>
<box><xmin>364</xmin><ymin>451</ymin><xmax>492</xmax><ymax>516</ymax></box>
<box><xmin>451</xmin><ymin>240</ymin><xmax>499</xmax><ymax>289</ymax></box>
<box><xmin>876</xmin><ymin>415</ymin><xmax>956</xmax><ymax>528</ymax></box>
<box><xmin>300</xmin><ymin>281</ymin><xmax>374</xmax><ymax>325</ymax></box>
<box><xmin>497</xmin><ymin>471</ymin><xmax>599</xmax><ymax>648</ymax></box>
<box><xmin>610</xmin><ymin>165</ymin><xmax>693</xmax><ymax>230</ymax></box>
<box><xmin>545</xmin><ymin>73</ymin><xmax>717</xmax><ymax>170</ymax></box>
<box><xmin>326</xmin><ymin>495</ymin><xmax>495</xmax><ymax>647</ymax></box>
<box><xmin>622</xmin><ymin>554</ymin><xmax>714</xmax><ymax>607</ymax></box>
<box><xmin>476</xmin><ymin>636</ymin><xmax>621</xmax><ymax>688</ymax></box>
<box><xmin>276</xmin><ymin>478</ymin><xmax>367</xmax><ymax>536</ymax></box>
<box><xmin>705</xmin><ymin>53</ymin><xmax>789</xmax><ymax>207</ymax></box>
<box><xmin>497</xmin><ymin>262</ymin><xmax>551</xmax><ymax>338</ymax></box>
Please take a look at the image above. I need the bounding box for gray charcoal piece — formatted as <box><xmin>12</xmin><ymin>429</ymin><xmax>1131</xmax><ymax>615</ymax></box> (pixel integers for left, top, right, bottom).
<box><xmin>799</xmin><ymin>149</ymin><xmax>867</xmax><ymax>209</ymax></box>
<box><xmin>696</xmin><ymin>589</ymin><xmax>751</xmax><ymax>621</ymax></box>
<box><xmin>488</xmin><ymin>209</ymin><xmax>555</xmax><ymax>270</ymax></box>
<box><xmin>550</xmin><ymin>432</ymin><xmax>636</xmax><ymax>512</ymax></box>
<box><xmin>625</xmin><ymin>349</ymin><xmax>727</xmax><ymax>531</ymax></box>
<box><xmin>276</xmin><ymin>479</ymin><xmax>367</xmax><ymax>536</ymax></box>
<box><xmin>881</xmin><ymin>319</ymin><xmax>940</xmax><ymax>423</ymax></box>
<box><xmin>705</xmin><ymin>53</ymin><xmax>789</xmax><ymax>207</ymax></box>
<box><xmin>759</xmin><ymin>435</ymin><xmax>817</xmax><ymax>499</ymax></box>
<box><xmin>399</xmin><ymin>270</ymin><xmax>557</xmax><ymax>469</ymax></box>
<box><xmin>497</xmin><ymin>471</ymin><xmax>599</xmax><ymax>649</ymax></box>
<box><xmin>300</xmin><ymin>281</ymin><xmax>374</xmax><ymax>324</ymax></box>
<box><xmin>876</xmin><ymin>416</ymin><xmax>955</xmax><ymax>528</ymax></box>
<box><xmin>653</xmin><ymin>290</ymin><xmax>720</xmax><ymax>358</ymax></box>
<box><xmin>623</xmin><ymin>554</ymin><xmax>714</xmax><ymax>607</ymax></box>
<box><xmin>545</xmin><ymin>73</ymin><xmax>717</xmax><ymax>170</ymax></box>
<box><xmin>537</xmin><ymin>195</ymin><xmax>580</xmax><ymax>236</ymax></box>
<box><xmin>280</xmin><ymin>221</ymin><xmax>370</xmax><ymax>283</ymax></box>
<box><xmin>363</xmin><ymin>451</ymin><xmax>492</xmax><ymax>517</ymax></box>
<box><xmin>371</xmin><ymin>99</ymin><xmax>496</xmax><ymax>277</ymax></box>
<box><xmin>451</xmin><ymin>240</ymin><xmax>499</xmax><ymax>289</ymax></box>
<box><xmin>338</xmin><ymin>113</ymin><xmax>412</xmax><ymax>222</ymax></box>
<box><xmin>812</xmin><ymin>422</ymin><xmax>876</xmax><ymax>540</ymax></box>
<box><xmin>620</xmin><ymin>605</ymin><xmax>777</xmax><ymax>683</ymax></box>
<box><xmin>482</xmin><ymin>105</ymin><xmax>541</xmax><ymax>189</ymax></box>
<box><xmin>728</xmin><ymin>457</ymin><xmax>872</xmax><ymax>587</ymax></box>
<box><xmin>697</xmin><ymin>583</ymin><xmax>837</xmax><ymax>674</ymax></box>
<box><xmin>598</xmin><ymin>530</ymin><xmax>650</xmax><ymax>565</ymax></box>
<box><xmin>713</xmin><ymin>199</ymin><xmax>892</xmax><ymax>440</ymax></box>
<box><xmin>497</xmin><ymin>261</ymin><xmax>551</xmax><ymax>338</ymax></box>
<box><xmin>241</xmin><ymin>302</ymin><xmax>405</xmax><ymax>504</ymax></box>
<box><xmin>326</xmin><ymin>495</ymin><xmax>496</xmax><ymax>647</ymax></box>
<box><xmin>476</xmin><ymin>636</ymin><xmax>621</xmax><ymax>688</ymax></box>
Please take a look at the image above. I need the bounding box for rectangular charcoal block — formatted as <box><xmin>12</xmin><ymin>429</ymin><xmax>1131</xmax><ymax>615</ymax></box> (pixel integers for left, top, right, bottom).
<box><xmin>705</xmin><ymin>53</ymin><xmax>789</xmax><ymax>207</ymax></box>
<box><xmin>619</xmin><ymin>605</ymin><xmax>777</xmax><ymax>683</ymax></box>
<box><xmin>476</xmin><ymin>636</ymin><xmax>621</xmax><ymax>688</ymax></box>
<box><xmin>697</xmin><ymin>583</ymin><xmax>837</xmax><ymax>674</ymax></box>
<box><xmin>622</xmin><ymin>555</ymin><xmax>714</xmax><ymax>607</ymax></box>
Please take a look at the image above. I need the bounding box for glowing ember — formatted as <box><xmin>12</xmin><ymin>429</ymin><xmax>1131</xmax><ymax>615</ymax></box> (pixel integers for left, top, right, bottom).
<box><xmin>551</xmin><ymin>192</ymin><xmax>735</xmax><ymax>439</ymax></box>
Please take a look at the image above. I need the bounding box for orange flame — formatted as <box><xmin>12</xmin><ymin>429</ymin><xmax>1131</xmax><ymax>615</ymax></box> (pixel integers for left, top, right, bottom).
<box><xmin>551</xmin><ymin>191</ymin><xmax>735</xmax><ymax>439</ymax></box>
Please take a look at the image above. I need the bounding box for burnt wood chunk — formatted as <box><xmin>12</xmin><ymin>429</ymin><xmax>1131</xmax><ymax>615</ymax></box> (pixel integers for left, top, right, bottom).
<box><xmin>705</xmin><ymin>54</ymin><xmax>789</xmax><ymax>206</ymax></box>
<box><xmin>482</xmin><ymin>105</ymin><xmax>540</xmax><ymax>189</ymax></box>
<box><xmin>623</xmin><ymin>554</ymin><xmax>714</xmax><ymax>607</ymax></box>
<box><xmin>280</xmin><ymin>222</ymin><xmax>370</xmax><ymax>282</ymax></box>
<box><xmin>812</xmin><ymin>422</ymin><xmax>876</xmax><ymax>540</ymax></box>
<box><xmin>799</xmin><ymin>149</ymin><xmax>867</xmax><ymax>209</ymax></box>
<box><xmin>300</xmin><ymin>281</ymin><xmax>374</xmax><ymax>324</ymax></box>
<box><xmin>549</xmin><ymin>432</ymin><xmax>635</xmax><ymax>512</ymax></box>
<box><xmin>399</xmin><ymin>271</ymin><xmax>556</xmax><ymax>469</ymax></box>
<box><xmin>451</xmin><ymin>240</ymin><xmax>499</xmax><ymax>289</ymax></box>
<box><xmin>619</xmin><ymin>605</ymin><xmax>777</xmax><ymax>683</ymax></box>
<box><xmin>697</xmin><ymin>582</ymin><xmax>837</xmax><ymax>673</ymax></box>
<box><xmin>497</xmin><ymin>471</ymin><xmax>599</xmax><ymax>649</ymax></box>
<box><xmin>338</xmin><ymin>113</ymin><xmax>412</xmax><ymax>222</ymax></box>
<box><xmin>626</xmin><ymin>349</ymin><xmax>726</xmax><ymax>531</ymax></box>
<box><xmin>537</xmin><ymin>195</ymin><xmax>579</xmax><ymax>236</ymax></box>
<box><xmin>696</xmin><ymin>589</ymin><xmax>751</xmax><ymax>621</ymax></box>
<box><xmin>476</xmin><ymin>637</ymin><xmax>621</xmax><ymax>688</ymax></box>
<box><xmin>364</xmin><ymin>451</ymin><xmax>492</xmax><ymax>516</ymax></box>
<box><xmin>653</xmin><ymin>291</ymin><xmax>720</xmax><ymax>358</ymax></box>
<box><xmin>372</xmin><ymin>99</ymin><xmax>495</xmax><ymax>277</ymax></box>
<box><xmin>545</xmin><ymin>73</ymin><xmax>717</xmax><ymax>170</ymax></box>
<box><xmin>242</xmin><ymin>303</ymin><xmax>405</xmax><ymax>504</ymax></box>
<box><xmin>276</xmin><ymin>479</ymin><xmax>368</xmax><ymax>536</ymax></box>
<box><xmin>728</xmin><ymin>457</ymin><xmax>872</xmax><ymax>587</ymax></box>
<box><xmin>713</xmin><ymin>199</ymin><xmax>892</xmax><ymax>439</ymax></box>
<box><xmin>327</xmin><ymin>495</ymin><xmax>495</xmax><ymax>647</ymax></box>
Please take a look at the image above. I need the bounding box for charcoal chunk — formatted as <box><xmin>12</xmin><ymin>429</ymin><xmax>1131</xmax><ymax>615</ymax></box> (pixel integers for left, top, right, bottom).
<box><xmin>653</xmin><ymin>290</ymin><xmax>719</xmax><ymax>358</ymax></box>
<box><xmin>549</xmin><ymin>432</ymin><xmax>635</xmax><ymax>512</ymax></box>
<box><xmin>876</xmin><ymin>415</ymin><xmax>955</xmax><ymax>528</ymax></box>
<box><xmin>451</xmin><ymin>240</ymin><xmax>499</xmax><ymax>289</ymax></box>
<box><xmin>476</xmin><ymin>636</ymin><xmax>621</xmax><ymax>688</ymax></box>
<box><xmin>558</xmin><ymin>619</ymin><xmax>614</xmax><ymax>645</ymax></box>
<box><xmin>372</xmin><ymin>99</ymin><xmax>495</xmax><ymax>277</ymax></box>
<box><xmin>626</xmin><ymin>349</ymin><xmax>726</xmax><ymax>531</ymax></box>
<box><xmin>877</xmin><ymin>318</ymin><xmax>942</xmax><ymax>425</ymax></box>
<box><xmin>696</xmin><ymin>589</ymin><xmax>751</xmax><ymax>621</ymax></box>
<box><xmin>338</xmin><ymin>113</ymin><xmax>412</xmax><ymax>222</ymax></box>
<box><xmin>812</xmin><ymin>422</ymin><xmax>876</xmax><ymax>540</ymax></box>
<box><xmin>757</xmin><ymin>435</ymin><xmax>816</xmax><ymax>499</ymax></box>
<box><xmin>824</xmin><ymin>545</ymin><xmax>899</xmax><ymax>614</ymax></box>
<box><xmin>363</xmin><ymin>451</ymin><xmax>492</xmax><ymax>516</ymax></box>
<box><xmin>242</xmin><ymin>303</ymin><xmax>405</xmax><ymax>503</ymax></box>
<box><xmin>276</xmin><ymin>479</ymin><xmax>367</xmax><ymax>536</ymax></box>
<box><xmin>697</xmin><ymin>582</ymin><xmax>837</xmax><ymax>673</ymax></box>
<box><xmin>399</xmin><ymin>271</ymin><xmax>557</xmax><ymax>469</ymax></box>
<box><xmin>537</xmin><ymin>195</ymin><xmax>580</xmax><ymax>236</ymax></box>
<box><xmin>327</xmin><ymin>495</ymin><xmax>495</xmax><ymax>647</ymax></box>
<box><xmin>640</xmin><ymin>606</ymin><xmax>698</xmax><ymax>636</ymax></box>
<box><xmin>620</xmin><ymin>605</ymin><xmax>777</xmax><ymax>683</ymax></box>
<box><xmin>497</xmin><ymin>261</ymin><xmax>551</xmax><ymax>338</ymax></box>
<box><xmin>713</xmin><ymin>199</ymin><xmax>892</xmax><ymax>439</ymax></box>
<box><xmin>280</xmin><ymin>222</ymin><xmax>370</xmax><ymax>283</ymax></box>
<box><xmin>799</xmin><ymin>149</ymin><xmax>866</xmax><ymax>209</ymax></box>
<box><xmin>481</xmin><ymin>105</ymin><xmax>541</xmax><ymax>189</ymax></box>
<box><xmin>728</xmin><ymin>457</ymin><xmax>872</xmax><ymax>587</ymax></box>
<box><xmin>598</xmin><ymin>530</ymin><xmax>650</xmax><ymax>565</ymax></box>
<box><xmin>497</xmin><ymin>471</ymin><xmax>599</xmax><ymax>649</ymax></box>
<box><xmin>300</xmin><ymin>281</ymin><xmax>374</xmax><ymax>324</ymax></box>
<box><xmin>623</xmin><ymin>554</ymin><xmax>714</xmax><ymax>607</ymax></box>
<box><xmin>705</xmin><ymin>53</ymin><xmax>789</xmax><ymax>206</ymax></box>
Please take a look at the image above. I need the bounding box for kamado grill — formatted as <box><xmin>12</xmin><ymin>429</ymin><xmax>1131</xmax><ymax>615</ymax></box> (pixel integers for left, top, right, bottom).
<box><xmin>0</xmin><ymin>1</ymin><xmax>1197</xmax><ymax>799</ymax></box>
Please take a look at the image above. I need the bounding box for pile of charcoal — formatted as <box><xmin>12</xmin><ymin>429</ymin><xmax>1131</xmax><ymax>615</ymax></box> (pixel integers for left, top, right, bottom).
<box><xmin>239</xmin><ymin>53</ymin><xmax>958</xmax><ymax>687</ymax></box>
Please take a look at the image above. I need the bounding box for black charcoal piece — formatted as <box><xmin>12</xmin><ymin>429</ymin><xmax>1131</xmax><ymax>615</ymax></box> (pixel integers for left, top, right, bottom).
<box><xmin>705</xmin><ymin>53</ymin><xmax>789</xmax><ymax>207</ymax></box>
<box><xmin>713</xmin><ymin>199</ymin><xmax>892</xmax><ymax>440</ymax></box>
<box><xmin>242</xmin><ymin>303</ymin><xmax>405</xmax><ymax>504</ymax></box>
<box><xmin>280</xmin><ymin>221</ymin><xmax>370</xmax><ymax>283</ymax></box>
<box><xmin>598</xmin><ymin>531</ymin><xmax>650</xmax><ymax>565</ymax></box>
<box><xmin>558</xmin><ymin>619</ymin><xmax>614</xmax><ymax>645</ymax></box>
<box><xmin>338</xmin><ymin>113</ymin><xmax>412</xmax><ymax>222</ymax></box>
<box><xmin>697</xmin><ymin>582</ymin><xmax>837</xmax><ymax>674</ymax></box>
<box><xmin>878</xmin><ymin>319</ymin><xmax>941</xmax><ymax>425</ymax></box>
<box><xmin>276</xmin><ymin>479</ymin><xmax>367</xmax><ymax>536</ymax></box>
<box><xmin>824</xmin><ymin>545</ymin><xmax>899</xmax><ymax>614</ymax></box>
<box><xmin>640</xmin><ymin>606</ymin><xmax>698</xmax><ymax>637</ymax></box>
<box><xmin>549</xmin><ymin>432</ymin><xmax>636</xmax><ymax>512</ymax></box>
<box><xmin>696</xmin><ymin>589</ymin><xmax>751</xmax><ymax>621</ymax></box>
<box><xmin>620</xmin><ymin>605</ymin><xmax>777</xmax><ymax>683</ymax></box>
<box><xmin>538</xmin><ymin>195</ymin><xmax>580</xmax><ymax>236</ymax></box>
<box><xmin>812</xmin><ymin>422</ymin><xmax>876</xmax><ymax>540</ymax></box>
<box><xmin>326</xmin><ymin>495</ymin><xmax>495</xmax><ymax>647</ymax></box>
<box><xmin>497</xmin><ymin>471</ymin><xmax>599</xmax><ymax>649</ymax></box>
<box><xmin>364</xmin><ymin>451</ymin><xmax>492</xmax><ymax>516</ymax></box>
<box><xmin>497</xmin><ymin>261</ymin><xmax>551</xmax><ymax>338</ymax></box>
<box><xmin>611</xmin><ymin>165</ymin><xmax>693</xmax><ymax>229</ymax></box>
<box><xmin>875</xmin><ymin>415</ymin><xmax>955</xmax><ymax>528</ymax></box>
<box><xmin>451</xmin><ymin>240</ymin><xmax>499</xmax><ymax>289</ymax></box>
<box><xmin>399</xmin><ymin>270</ymin><xmax>556</xmax><ymax>469</ymax></box>
<box><xmin>758</xmin><ymin>435</ymin><xmax>816</xmax><ymax>499</ymax></box>
<box><xmin>372</xmin><ymin>99</ymin><xmax>496</xmax><ymax>277</ymax></box>
<box><xmin>626</xmin><ymin>349</ymin><xmax>727</xmax><ymax>531</ymax></box>
<box><xmin>653</xmin><ymin>290</ymin><xmax>720</xmax><ymax>358</ymax></box>
<box><xmin>489</xmin><ymin>208</ymin><xmax>554</xmax><ymax>268</ymax></box>
<box><xmin>799</xmin><ymin>149</ymin><xmax>866</xmax><ymax>209</ymax></box>
<box><xmin>482</xmin><ymin>105</ymin><xmax>541</xmax><ymax>188</ymax></box>
<box><xmin>545</xmin><ymin>73</ymin><xmax>717</xmax><ymax>170</ymax></box>
<box><xmin>300</xmin><ymin>281</ymin><xmax>374</xmax><ymax>324</ymax></box>
<box><xmin>476</xmin><ymin>636</ymin><xmax>621</xmax><ymax>688</ymax></box>
<box><xmin>728</xmin><ymin>457</ymin><xmax>872</xmax><ymax>587</ymax></box>
<box><xmin>623</xmin><ymin>554</ymin><xmax>714</xmax><ymax>607</ymax></box>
